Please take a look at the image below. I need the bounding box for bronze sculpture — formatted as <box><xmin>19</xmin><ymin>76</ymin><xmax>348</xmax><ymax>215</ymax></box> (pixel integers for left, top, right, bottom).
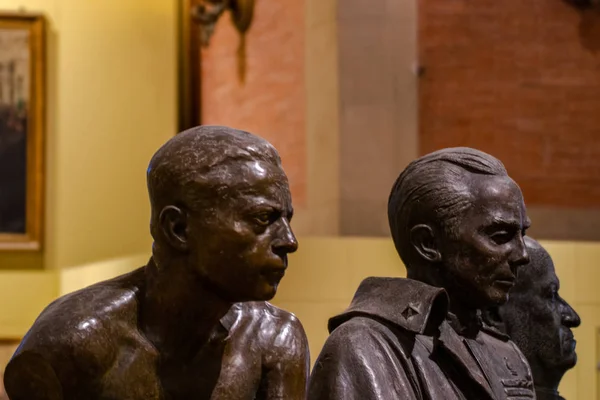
<box><xmin>309</xmin><ymin>147</ymin><xmax>535</xmax><ymax>399</ymax></box>
<box><xmin>485</xmin><ymin>237</ymin><xmax>581</xmax><ymax>400</ymax></box>
<box><xmin>4</xmin><ymin>126</ymin><xmax>309</xmax><ymax>400</ymax></box>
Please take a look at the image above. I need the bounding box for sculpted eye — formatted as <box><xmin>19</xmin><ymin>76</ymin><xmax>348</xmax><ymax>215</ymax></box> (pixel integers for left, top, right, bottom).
<box><xmin>545</xmin><ymin>287</ymin><xmax>558</xmax><ymax>302</ymax></box>
<box><xmin>254</xmin><ymin>213</ymin><xmax>271</xmax><ymax>226</ymax></box>
<box><xmin>490</xmin><ymin>231</ymin><xmax>513</xmax><ymax>245</ymax></box>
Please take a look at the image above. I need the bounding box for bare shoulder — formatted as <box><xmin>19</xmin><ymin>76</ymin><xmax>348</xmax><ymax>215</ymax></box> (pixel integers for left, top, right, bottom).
<box><xmin>239</xmin><ymin>301</ymin><xmax>305</xmax><ymax>337</ymax></box>
<box><xmin>235</xmin><ymin>302</ymin><xmax>308</xmax><ymax>363</ymax></box>
<box><xmin>8</xmin><ymin>268</ymin><xmax>146</xmax><ymax>384</ymax></box>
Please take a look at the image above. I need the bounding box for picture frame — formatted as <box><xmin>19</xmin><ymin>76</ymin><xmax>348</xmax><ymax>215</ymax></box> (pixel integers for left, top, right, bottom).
<box><xmin>0</xmin><ymin>12</ymin><xmax>45</xmax><ymax>251</ymax></box>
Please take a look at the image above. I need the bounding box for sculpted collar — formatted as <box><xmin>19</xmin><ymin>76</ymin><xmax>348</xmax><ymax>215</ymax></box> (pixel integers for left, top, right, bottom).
<box><xmin>328</xmin><ymin>277</ymin><xmax>449</xmax><ymax>335</ymax></box>
<box><xmin>447</xmin><ymin>310</ymin><xmax>483</xmax><ymax>338</ymax></box>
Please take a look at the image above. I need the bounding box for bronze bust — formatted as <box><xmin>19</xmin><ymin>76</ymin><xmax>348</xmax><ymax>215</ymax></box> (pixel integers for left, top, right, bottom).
<box><xmin>4</xmin><ymin>126</ymin><xmax>309</xmax><ymax>400</ymax></box>
<box><xmin>309</xmin><ymin>147</ymin><xmax>535</xmax><ymax>399</ymax></box>
<box><xmin>485</xmin><ymin>237</ymin><xmax>581</xmax><ymax>400</ymax></box>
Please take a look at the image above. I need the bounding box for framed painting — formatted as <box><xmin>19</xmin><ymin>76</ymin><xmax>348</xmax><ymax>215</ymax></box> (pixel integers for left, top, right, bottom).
<box><xmin>0</xmin><ymin>12</ymin><xmax>45</xmax><ymax>251</ymax></box>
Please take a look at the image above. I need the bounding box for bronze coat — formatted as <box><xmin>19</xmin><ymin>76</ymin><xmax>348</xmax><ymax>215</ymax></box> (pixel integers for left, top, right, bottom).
<box><xmin>309</xmin><ymin>277</ymin><xmax>535</xmax><ymax>400</ymax></box>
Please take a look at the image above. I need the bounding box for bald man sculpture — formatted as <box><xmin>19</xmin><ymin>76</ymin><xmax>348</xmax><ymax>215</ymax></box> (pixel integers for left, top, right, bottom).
<box><xmin>309</xmin><ymin>148</ymin><xmax>535</xmax><ymax>399</ymax></box>
<box><xmin>485</xmin><ymin>237</ymin><xmax>581</xmax><ymax>400</ymax></box>
<box><xmin>4</xmin><ymin>126</ymin><xmax>309</xmax><ymax>400</ymax></box>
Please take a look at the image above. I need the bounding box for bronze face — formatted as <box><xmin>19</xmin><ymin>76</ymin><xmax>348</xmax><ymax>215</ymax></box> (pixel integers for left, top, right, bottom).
<box><xmin>439</xmin><ymin>175</ymin><xmax>531</xmax><ymax>308</ymax></box>
<box><xmin>185</xmin><ymin>159</ymin><xmax>297</xmax><ymax>302</ymax></box>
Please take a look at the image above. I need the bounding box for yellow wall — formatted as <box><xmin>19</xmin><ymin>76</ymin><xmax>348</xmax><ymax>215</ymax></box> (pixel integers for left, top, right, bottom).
<box><xmin>58</xmin><ymin>253</ymin><xmax>149</xmax><ymax>295</ymax></box>
<box><xmin>0</xmin><ymin>270</ymin><xmax>56</xmax><ymax>339</ymax></box>
<box><xmin>0</xmin><ymin>0</ymin><xmax>177</xmax><ymax>270</ymax></box>
<box><xmin>292</xmin><ymin>0</ymin><xmax>340</xmax><ymax>236</ymax></box>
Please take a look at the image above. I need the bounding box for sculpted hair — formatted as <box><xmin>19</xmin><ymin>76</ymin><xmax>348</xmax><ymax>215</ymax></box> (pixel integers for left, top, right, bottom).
<box><xmin>146</xmin><ymin>125</ymin><xmax>281</xmax><ymax>239</ymax></box>
<box><xmin>388</xmin><ymin>147</ymin><xmax>508</xmax><ymax>269</ymax></box>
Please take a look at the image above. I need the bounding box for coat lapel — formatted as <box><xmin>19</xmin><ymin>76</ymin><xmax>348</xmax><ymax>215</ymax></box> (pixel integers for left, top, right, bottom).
<box><xmin>434</xmin><ymin>322</ymin><xmax>497</xmax><ymax>400</ymax></box>
<box><xmin>464</xmin><ymin>336</ymin><xmax>509</xmax><ymax>399</ymax></box>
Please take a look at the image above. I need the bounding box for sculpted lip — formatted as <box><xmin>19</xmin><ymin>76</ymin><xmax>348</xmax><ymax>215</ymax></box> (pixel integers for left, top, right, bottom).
<box><xmin>494</xmin><ymin>276</ymin><xmax>515</xmax><ymax>288</ymax></box>
<box><xmin>564</xmin><ymin>331</ymin><xmax>576</xmax><ymax>349</ymax></box>
<box><xmin>261</xmin><ymin>267</ymin><xmax>286</xmax><ymax>283</ymax></box>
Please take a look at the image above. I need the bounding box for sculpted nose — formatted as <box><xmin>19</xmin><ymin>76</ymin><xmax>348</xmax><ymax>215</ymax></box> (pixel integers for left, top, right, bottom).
<box><xmin>273</xmin><ymin>218</ymin><xmax>298</xmax><ymax>255</ymax></box>
<box><xmin>561</xmin><ymin>301</ymin><xmax>581</xmax><ymax>328</ymax></box>
<box><xmin>511</xmin><ymin>236</ymin><xmax>530</xmax><ymax>267</ymax></box>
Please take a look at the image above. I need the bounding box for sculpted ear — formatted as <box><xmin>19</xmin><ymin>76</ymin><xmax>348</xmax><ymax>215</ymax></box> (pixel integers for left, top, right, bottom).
<box><xmin>409</xmin><ymin>224</ymin><xmax>441</xmax><ymax>263</ymax></box>
<box><xmin>159</xmin><ymin>205</ymin><xmax>189</xmax><ymax>251</ymax></box>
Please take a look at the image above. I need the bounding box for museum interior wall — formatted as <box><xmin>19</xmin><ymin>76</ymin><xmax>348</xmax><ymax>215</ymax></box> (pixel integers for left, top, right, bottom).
<box><xmin>0</xmin><ymin>0</ymin><xmax>599</xmax><ymax>399</ymax></box>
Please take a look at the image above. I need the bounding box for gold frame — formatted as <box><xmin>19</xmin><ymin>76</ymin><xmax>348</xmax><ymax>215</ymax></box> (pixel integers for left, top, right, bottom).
<box><xmin>0</xmin><ymin>12</ymin><xmax>45</xmax><ymax>251</ymax></box>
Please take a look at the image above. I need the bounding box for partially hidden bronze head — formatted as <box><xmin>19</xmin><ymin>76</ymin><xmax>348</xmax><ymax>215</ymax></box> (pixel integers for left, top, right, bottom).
<box><xmin>487</xmin><ymin>237</ymin><xmax>581</xmax><ymax>391</ymax></box>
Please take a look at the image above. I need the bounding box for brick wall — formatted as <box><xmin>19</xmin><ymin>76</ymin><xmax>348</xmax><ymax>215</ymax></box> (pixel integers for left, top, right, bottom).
<box><xmin>419</xmin><ymin>0</ymin><xmax>600</xmax><ymax>208</ymax></box>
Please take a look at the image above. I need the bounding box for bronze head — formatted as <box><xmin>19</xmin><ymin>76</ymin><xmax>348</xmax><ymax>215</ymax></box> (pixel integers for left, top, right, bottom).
<box><xmin>388</xmin><ymin>147</ymin><xmax>531</xmax><ymax>309</ymax></box>
<box><xmin>488</xmin><ymin>237</ymin><xmax>581</xmax><ymax>393</ymax></box>
<box><xmin>146</xmin><ymin>125</ymin><xmax>298</xmax><ymax>302</ymax></box>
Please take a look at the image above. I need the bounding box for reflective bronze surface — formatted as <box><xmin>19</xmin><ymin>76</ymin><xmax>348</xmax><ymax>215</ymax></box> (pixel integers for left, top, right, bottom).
<box><xmin>309</xmin><ymin>148</ymin><xmax>535</xmax><ymax>399</ymax></box>
<box><xmin>4</xmin><ymin>126</ymin><xmax>309</xmax><ymax>400</ymax></box>
<box><xmin>486</xmin><ymin>237</ymin><xmax>581</xmax><ymax>400</ymax></box>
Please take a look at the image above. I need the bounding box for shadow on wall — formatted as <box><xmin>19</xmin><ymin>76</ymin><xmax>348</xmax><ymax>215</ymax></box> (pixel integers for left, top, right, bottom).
<box><xmin>579</xmin><ymin>3</ymin><xmax>600</xmax><ymax>52</ymax></box>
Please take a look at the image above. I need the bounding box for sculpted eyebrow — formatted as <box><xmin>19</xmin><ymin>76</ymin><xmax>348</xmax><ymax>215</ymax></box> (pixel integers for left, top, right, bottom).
<box><xmin>489</xmin><ymin>218</ymin><xmax>520</xmax><ymax>228</ymax></box>
<box><xmin>245</xmin><ymin>204</ymin><xmax>279</xmax><ymax>213</ymax></box>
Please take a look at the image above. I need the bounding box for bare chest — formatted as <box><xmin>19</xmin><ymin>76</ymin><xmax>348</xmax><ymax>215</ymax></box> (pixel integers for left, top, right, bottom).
<box><xmin>98</xmin><ymin>335</ymin><xmax>263</xmax><ymax>400</ymax></box>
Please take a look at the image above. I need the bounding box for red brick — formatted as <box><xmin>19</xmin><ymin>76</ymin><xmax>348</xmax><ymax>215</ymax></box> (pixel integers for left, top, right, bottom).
<box><xmin>419</xmin><ymin>0</ymin><xmax>600</xmax><ymax>208</ymax></box>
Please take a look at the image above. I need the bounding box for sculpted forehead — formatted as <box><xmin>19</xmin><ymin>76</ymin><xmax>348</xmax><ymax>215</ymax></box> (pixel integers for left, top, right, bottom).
<box><xmin>471</xmin><ymin>175</ymin><xmax>523</xmax><ymax>204</ymax></box>
<box><xmin>187</xmin><ymin>159</ymin><xmax>292</xmax><ymax>214</ymax></box>
<box><xmin>468</xmin><ymin>175</ymin><xmax>527</xmax><ymax>221</ymax></box>
<box><xmin>215</xmin><ymin>159</ymin><xmax>290</xmax><ymax>194</ymax></box>
<box><xmin>147</xmin><ymin>126</ymin><xmax>284</xmax><ymax>205</ymax></box>
<box><xmin>148</xmin><ymin>126</ymin><xmax>280</xmax><ymax>178</ymax></box>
